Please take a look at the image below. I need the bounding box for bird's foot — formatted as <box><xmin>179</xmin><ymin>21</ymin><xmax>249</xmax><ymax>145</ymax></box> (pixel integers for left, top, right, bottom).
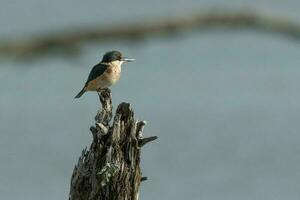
<box><xmin>97</xmin><ymin>88</ymin><xmax>111</xmax><ymax>93</ymax></box>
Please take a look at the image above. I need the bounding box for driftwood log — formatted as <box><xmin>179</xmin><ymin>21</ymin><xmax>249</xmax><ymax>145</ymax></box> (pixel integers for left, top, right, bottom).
<box><xmin>69</xmin><ymin>89</ymin><xmax>157</xmax><ymax>200</ymax></box>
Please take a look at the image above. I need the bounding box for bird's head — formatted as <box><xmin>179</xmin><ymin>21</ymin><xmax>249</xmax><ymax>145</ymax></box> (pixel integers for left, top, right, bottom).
<box><xmin>101</xmin><ymin>51</ymin><xmax>135</xmax><ymax>65</ymax></box>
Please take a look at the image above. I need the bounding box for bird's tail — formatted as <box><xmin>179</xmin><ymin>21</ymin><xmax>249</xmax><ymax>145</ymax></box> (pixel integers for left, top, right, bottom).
<box><xmin>74</xmin><ymin>88</ymin><xmax>86</xmax><ymax>98</ymax></box>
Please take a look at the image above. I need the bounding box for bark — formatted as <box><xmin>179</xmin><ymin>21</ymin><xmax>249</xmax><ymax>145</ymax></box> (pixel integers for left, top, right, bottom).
<box><xmin>69</xmin><ymin>89</ymin><xmax>157</xmax><ymax>200</ymax></box>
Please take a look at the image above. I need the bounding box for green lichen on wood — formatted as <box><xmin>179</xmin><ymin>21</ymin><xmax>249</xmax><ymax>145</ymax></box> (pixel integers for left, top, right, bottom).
<box><xmin>97</xmin><ymin>163</ymin><xmax>120</xmax><ymax>186</ymax></box>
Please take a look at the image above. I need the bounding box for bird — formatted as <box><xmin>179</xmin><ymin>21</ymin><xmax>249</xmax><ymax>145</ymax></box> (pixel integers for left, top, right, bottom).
<box><xmin>75</xmin><ymin>50</ymin><xmax>135</xmax><ymax>98</ymax></box>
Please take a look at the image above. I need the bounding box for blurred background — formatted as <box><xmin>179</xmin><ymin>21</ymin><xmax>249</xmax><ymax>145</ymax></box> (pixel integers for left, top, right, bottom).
<box><xmin>1</xmin><ymin>0</ymin><xmax>300</xmax><ymax>200</ymax></box>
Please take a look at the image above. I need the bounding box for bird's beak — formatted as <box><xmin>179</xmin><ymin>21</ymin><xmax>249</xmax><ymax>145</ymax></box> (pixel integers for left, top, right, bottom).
<box><xmin>121</xmin><ymin>57</ymin><xmax>135</xmax><ymax>62</ymax></box>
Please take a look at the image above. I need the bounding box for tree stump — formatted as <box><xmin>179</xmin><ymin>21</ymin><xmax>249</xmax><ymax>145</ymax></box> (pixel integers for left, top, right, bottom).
<box><xmin>69</xmin><ymin>89</ymin><xmax>157</xmax><ymax>200</ymax></box>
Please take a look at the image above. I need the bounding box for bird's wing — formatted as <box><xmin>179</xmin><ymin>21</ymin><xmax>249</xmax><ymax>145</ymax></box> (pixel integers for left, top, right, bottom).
<box><xmin>85</xmin><ymin>63</ymin><xmax>108</xmax><ymax>86</ymax></box>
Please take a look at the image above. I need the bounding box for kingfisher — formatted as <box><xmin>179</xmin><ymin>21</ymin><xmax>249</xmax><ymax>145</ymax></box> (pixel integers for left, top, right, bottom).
<box><xmin>75</xmin><ymin>50</ymin><xmax>135</xmax><ymax>98</ymax></box>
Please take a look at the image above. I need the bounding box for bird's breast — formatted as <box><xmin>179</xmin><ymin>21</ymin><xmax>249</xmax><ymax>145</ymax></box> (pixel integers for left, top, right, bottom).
<box><xmin>86</xmin><ymin>64</ymin><xmax>121</xmax><ymax>91</ymax></box>
<box><xmin>105</xmin><ymin>65</ymin><xmax>121</xmax><ymax>84</ymax></box>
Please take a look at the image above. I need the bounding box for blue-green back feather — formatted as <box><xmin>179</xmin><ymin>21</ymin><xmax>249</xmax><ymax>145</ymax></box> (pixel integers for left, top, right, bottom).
<box><xmin>85</xmin><ymin>63</ymin><xmax>108</xmax><ymax>86</ymax></box>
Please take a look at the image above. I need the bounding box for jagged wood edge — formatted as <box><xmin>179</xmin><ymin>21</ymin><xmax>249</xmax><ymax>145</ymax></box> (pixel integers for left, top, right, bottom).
<box><xmin>69</xmin><ymin>89</ymin><xmax>157</xmax><ymax>200</ymax></box>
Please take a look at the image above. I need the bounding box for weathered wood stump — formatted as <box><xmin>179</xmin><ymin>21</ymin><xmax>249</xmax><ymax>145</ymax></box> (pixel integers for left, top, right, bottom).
<box><xmin>69</xmin><ymin>89</ymin><xmax>157</xmax><ymax>200</ymax></box>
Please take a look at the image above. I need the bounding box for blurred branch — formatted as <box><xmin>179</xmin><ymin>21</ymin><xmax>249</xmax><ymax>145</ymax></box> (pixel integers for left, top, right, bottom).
<box><xmin>1</xmin><ymin>11</ymin><xmax>300</xmax><ymax>59</ymax></box>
